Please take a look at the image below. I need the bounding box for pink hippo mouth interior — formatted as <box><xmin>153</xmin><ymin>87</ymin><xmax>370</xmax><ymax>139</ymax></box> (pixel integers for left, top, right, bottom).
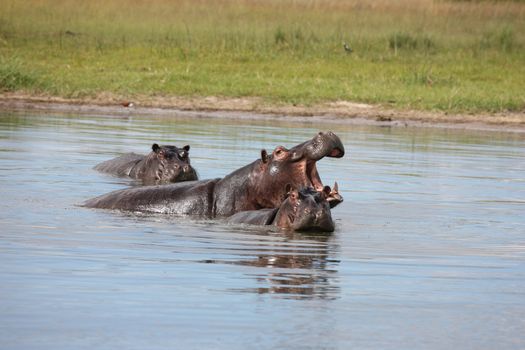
<box><xmin>306</xmin><ymin>160</ymin><xmax>324</xmax><ymax>192</ymax></box>
<box><xmin>290</xmin><ymin>131</ymin><xmax>344</xmax><ymax>193</ymax></box>
<box><xmin>329</xmin><ymin>147</ymin><xmax>344</xmax><ymax>158</ymax></box>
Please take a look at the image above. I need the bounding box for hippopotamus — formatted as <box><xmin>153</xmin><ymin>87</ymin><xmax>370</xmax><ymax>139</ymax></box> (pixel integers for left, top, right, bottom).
<box><xmin>84</xmin><ymin>131</ymin><xmax>344</xmax><ymax>218</ymax></box>
<box><xmin>226</xmin><ymin>186</ymin><xmax>335</xmax><ymax>232</ymax></box>
<box><xmin>93</xmin><ymin>143</ymin><xmax>198</xmax><ymax>185</ymax></box>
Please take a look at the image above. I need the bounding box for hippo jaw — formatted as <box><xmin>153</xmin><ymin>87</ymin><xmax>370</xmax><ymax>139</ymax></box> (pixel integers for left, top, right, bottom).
<box><xmin>291</xmin><ymin>207</ymin><xmax>335</xmax><ymax>232</ymax></box>
<box><xmin>292</xmin><ymin>131</ymin><xmax>345</xmax><ymax>192</ymax></box>
<box><xmin>251</xmin><ymin>131</ymin><xmax>345</xmax><ymax>210</ymax></box>
<box><xmin>305</xmin><ymin>160</ymin><xmax>323</xmax><ymax>192</ymax></box>
<box><xmin>176</xmin><ymin>165</ymin><xmax>198</xmax><ymax>182</ymax></box>
<box><xmin>291</xmin><ymin>201</ymin><xmax>334</xmax><ymax>233</ymax></box>
<box><xmin>290</xmin><ymin>131</ymin><xmax>345</xmax><ymax>162</ymax></box>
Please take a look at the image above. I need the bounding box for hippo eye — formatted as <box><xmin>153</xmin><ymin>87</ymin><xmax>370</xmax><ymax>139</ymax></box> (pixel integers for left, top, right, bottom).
<box><xmin>274</xmin><ymin>147</ymin><xmax>287</xmax><ymax>157</ymax></box>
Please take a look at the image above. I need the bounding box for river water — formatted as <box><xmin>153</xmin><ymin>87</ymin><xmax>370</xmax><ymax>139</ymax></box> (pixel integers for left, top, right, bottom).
<box><xmin>0</xmin><ymin>110</ymin><xmax>524</xmax><ymax>349</ymax></box>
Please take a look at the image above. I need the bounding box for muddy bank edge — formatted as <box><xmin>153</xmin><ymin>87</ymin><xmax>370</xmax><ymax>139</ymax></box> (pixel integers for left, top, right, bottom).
<box><xmin>1</xmin><ymin>93</ymin><xmax>524</xmax><ymax>133</ymax></box>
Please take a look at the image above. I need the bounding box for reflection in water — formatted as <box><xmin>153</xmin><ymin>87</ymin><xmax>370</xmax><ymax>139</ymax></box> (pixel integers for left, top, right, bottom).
<box><xmin>1</xmin><ymin>111</ymin><xmax>524</xmax><ymax>350</ymax></box>
<box><xmin>204</xmin><ymin>230</ymin><xmax>339</xmax><ymax>299</ymax></box>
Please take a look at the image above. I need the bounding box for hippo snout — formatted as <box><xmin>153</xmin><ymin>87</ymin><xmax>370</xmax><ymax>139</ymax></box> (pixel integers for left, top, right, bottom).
<box><xmin>314</xmin><ymin>209</ymin><xmax>335</xmax><ymax>232</ymax></box>
<box><xmin>176</xmin><ymin>164</ymin><xmax>198</xmax><ymax>182</ymax></box>
<box><xmin>302</xmin><ymin>131</ymin><xmax>345</xmax><ymax>161</ymax></box>
<box><xmin>293</xmin><ymin>208</ymin><xmax>334</xmax><ymax>233</ymax></box>
<box><xmin>322</xmin><ymin>131</ymin><xmax>345</xmax><ymax>158</ymax></box>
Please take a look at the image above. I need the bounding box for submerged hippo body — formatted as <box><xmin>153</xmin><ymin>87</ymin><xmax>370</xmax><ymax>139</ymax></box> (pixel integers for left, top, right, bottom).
<box><xmin>84</xmin><ymin>131</ymin><xmax>345</xmax><ymax>217</ymax></box>
<box><xmin>94</xmin><ymin>143</ymin><xmax>198</xmax><ymax>185</ymax></box>
<box><xmin>227</xmin><ymin>186</ymin><xmax>335</xmax><ymax>232</ymax></box>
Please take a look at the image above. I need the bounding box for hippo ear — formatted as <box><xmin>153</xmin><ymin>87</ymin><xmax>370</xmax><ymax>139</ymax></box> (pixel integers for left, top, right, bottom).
<box><xmin>333</xmin><ymin>181</ymin><xmax>339</xmax><ymax>192</ymax></box>
<box><xmin>320</xmin><ymin>186</ymin><xmax>331</xmax><ymax>199</ymax></box>
<box><xmin>285</xmin><ymin>183</ymin><xmax>294</xmax><ymax>194</ymax></box>
<box><xmin>260</xmin><ymin>149</ymin><xmax>269</xmax><ymax>163</ymax></box>
<box><xmin>179</xmin><ymin>146</ymin><xmax>189</xmax><ymax>159</ymax></box>
<box><xmin>152</xmin><ymin>144</ymin><xmax>161</xmax><ymax>153</ymax></box>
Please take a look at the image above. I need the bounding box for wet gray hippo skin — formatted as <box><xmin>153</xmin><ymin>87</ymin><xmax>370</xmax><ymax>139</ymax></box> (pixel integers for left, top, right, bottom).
<box><xmin>84</xmin><ymin>131</ymin><xmax>345</xmax><ymax>217</ymax></box>
<box><xmin>94</xmin><ymin>143</ymin><xmax>198</xmax><ymax>185</ymax></box>
<box><xmin>227</xmin><ymin>186</ymin><xmax>335</xmax><ymax>232</ymax></box>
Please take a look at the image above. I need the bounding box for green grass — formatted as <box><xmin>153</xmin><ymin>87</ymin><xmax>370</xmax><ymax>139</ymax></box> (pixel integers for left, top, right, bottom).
<box><xmin>0</xmin><ymin>0</ymin><xmax>524</xmax><ymax>113</ymax></box>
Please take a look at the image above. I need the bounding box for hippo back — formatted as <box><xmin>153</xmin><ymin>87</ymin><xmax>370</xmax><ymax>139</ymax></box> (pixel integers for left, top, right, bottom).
<box><xmin>83</xmin><ymin>179</ymin><xmax>219</xmax><ymax>216</ymax></box>
<box><xmin>93</xmin><ymin>153</ymin><xmax>144</xmax><ymax>177</ymax></box>
<box><xmin>93</xmin><ymin>143</ymin><xmax>198</xmax><ymax>185</ymax></box>
<box><xmin>226</xmin><ymin>208</ymin><xmax>278</xmax><ymax>226</ymax></box>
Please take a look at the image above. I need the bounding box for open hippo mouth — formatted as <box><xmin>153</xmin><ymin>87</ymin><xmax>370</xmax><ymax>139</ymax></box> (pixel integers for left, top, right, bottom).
<box><xmin>305</xmin><ymin>160</ymin><xmax>323</xmax><ymax>192</ymax></box>
<box><xmin>291</xmin><ymin>131</ymin><xmax>345</xmax><ymax>192</ymax></box>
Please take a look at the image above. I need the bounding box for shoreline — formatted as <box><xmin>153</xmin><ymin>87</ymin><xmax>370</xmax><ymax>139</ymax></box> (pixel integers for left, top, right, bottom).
<box><xmin>1</xmin><ymin>93</ymin><xmax>525</xmax><ymax>133</ymax></box>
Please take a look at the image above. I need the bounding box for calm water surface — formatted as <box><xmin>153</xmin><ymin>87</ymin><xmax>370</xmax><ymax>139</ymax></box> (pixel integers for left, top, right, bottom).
<box><xmin>0</xmin><ymin>111</ymin><xmax>524</xmax><ymax>349</ymax></box>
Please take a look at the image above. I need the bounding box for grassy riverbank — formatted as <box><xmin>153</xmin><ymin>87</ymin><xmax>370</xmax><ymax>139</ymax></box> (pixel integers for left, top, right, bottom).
<box><xmin>1</xmin><ymin>0</ymin><xmax>524</xmax><ymax>114</ymax></box>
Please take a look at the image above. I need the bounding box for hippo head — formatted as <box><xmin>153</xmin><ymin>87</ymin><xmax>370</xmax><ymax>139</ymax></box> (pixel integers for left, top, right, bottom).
<box><xmin>250</xmin><ymin>131</ymin><xmax>344</xmax><ymax>209</ymax></box>
<box><xmin>148</xmin><ymin>143</ymin><xmax>198</xmax><ymax>183</ymax></box>
<box><xmin>274</xmin><ymin>186</ymin><xmax>334</xmax><ymax>232</ymax></box>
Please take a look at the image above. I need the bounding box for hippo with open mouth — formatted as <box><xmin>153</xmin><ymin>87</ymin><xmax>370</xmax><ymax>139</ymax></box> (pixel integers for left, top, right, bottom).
<box><xmin>94</xmin><ymin>143</ymin><xmax>198</xmax><ymax>185</ymax></box>
<box><xmin>84</xmin><ymin>131</ymin><xmax>344</xmax><ymax>217</ymax></box>
<box><xmin>227</xmin><ymin>186</ymin><xmax>335</xmax><ymax>232</ymax></box>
